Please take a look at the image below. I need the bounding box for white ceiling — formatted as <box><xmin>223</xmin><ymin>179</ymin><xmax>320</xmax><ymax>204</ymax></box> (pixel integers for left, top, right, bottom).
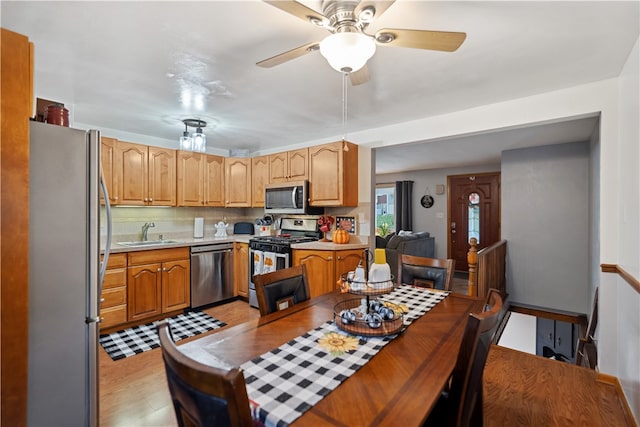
<box><xmin>2</xmin><ymin>1</ymin><xmax>638</xmax><ymax>174</ymax></box>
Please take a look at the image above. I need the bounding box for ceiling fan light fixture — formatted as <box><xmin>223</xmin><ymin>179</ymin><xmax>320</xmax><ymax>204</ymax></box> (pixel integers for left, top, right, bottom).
<box><xmin>319</xmin><ymin>32</ymin><xmax>376</xmax><ymax>73</ymax></box>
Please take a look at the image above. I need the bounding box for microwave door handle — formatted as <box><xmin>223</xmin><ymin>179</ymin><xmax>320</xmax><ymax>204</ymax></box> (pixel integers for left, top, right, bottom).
<box><xmin>291</xmin><ymin>187</ymin><xmax>297</xmax><ymax>207</ymax></box>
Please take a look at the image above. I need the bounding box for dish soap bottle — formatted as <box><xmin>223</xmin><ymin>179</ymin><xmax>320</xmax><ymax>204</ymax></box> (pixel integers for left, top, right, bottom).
<box><xmin>368</xmin><ymin>248</ymin><xmax>391</xmax><ymax>286</ymax></box>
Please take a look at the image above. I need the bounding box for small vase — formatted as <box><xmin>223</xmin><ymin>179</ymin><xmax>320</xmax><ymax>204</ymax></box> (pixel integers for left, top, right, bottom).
<box><xmin>320</xmin><ymin>232</ymin><xmax>329</xmax><ymax>242</ymax></box>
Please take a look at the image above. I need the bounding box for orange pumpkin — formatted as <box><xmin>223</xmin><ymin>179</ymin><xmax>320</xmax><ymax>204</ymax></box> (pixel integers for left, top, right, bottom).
<box><xmin>333</xmin><ymin>229</ymin><xmax>350</xmax><ymax>244</ymax></box>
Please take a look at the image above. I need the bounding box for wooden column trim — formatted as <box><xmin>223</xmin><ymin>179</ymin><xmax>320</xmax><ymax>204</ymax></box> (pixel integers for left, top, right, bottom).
<box><xmin>601</xmin><ymin>263</ymin><xmax>640</xmax><ymax>294</ymax></box>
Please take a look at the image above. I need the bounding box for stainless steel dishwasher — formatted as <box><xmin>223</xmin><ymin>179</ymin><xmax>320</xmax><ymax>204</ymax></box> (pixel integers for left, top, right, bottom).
<box><xmin>190</xmin><ymin>243</ymin><xmax>234</xmax><ymax>308</ymax></box>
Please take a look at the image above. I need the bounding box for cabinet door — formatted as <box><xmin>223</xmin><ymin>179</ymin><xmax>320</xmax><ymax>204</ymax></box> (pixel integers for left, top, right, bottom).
<box><xmin>288</xmin><ymin>148</ymin><xmax>309</xmax><ymax>181</ymax></box>
<box><xmin>100</xmin><ymin>136</ymin><xmax>119</xmax><ymax>205</ymax></box>
<box><xmin>251</xmin><ymin>155</ymin><xmax>269</xmax><ymax>207</ymax></box>
<box><xmin>293</xmin><ymin>250</ymin><xmax>334</xmax><ymax>298</ymax></box>
<box><xmin>177</xmin><ymin>151</ymin><xmax>204</xmax><ymax>206</ymax></box>
<box><xmin>162</xmin><ymin>259</ymin><xmax>190</xmax><ymax>312</ymax></box>
<box><xmin>335</xmin><ymin>249</ymin><xmax>363</xmax><ymax>285</ymax></box>
<box><xmin>127</xmin><ymin>263</ymin><xmax>162</xmax><ymax>321</ymax></box>
<box><xmin>234</xmin><ymin>242</ymin><xmax>249</xmax><ymax>298</ymax></box>
<box><xmin>309</xmin><ymin>141</ymin><xmax>358</xmax><ymax>207</ymax></box>
<box><xmin>116</xmin><ymin>141</ymin><xmax>148</xmax><ymax>206</ymax></box>
<box><xmin>148</xmin><ymin>146</ymin><xmax>176</xmax><ymax>206</ymax></box>
<box><xmin>268</xmin><ymin>152</ymin><xmax>288</xmax><ymax>183</ymax></box>
<box><xmin>225</xmin><ymin>157</ymin><xmax>251</xmax><ymax>207</ymax></box>
<box><xmin>204</xmin><ymin>154</ymin><xmax>225</xmax><ymax>206</ymax></box>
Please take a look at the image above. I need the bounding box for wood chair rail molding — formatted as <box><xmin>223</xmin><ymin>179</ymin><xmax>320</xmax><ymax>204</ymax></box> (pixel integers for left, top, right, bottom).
<box><xmin>601</xmin><ymin>263</ymin><xmax>640</xmax><ymax>294</ymax></box>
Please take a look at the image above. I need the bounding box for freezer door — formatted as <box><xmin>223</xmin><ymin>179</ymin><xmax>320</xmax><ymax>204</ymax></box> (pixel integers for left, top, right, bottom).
<box><xmin>28</xmin><ymin>122</ymin><xmax>100</xmax><ymax>427</ymax></box>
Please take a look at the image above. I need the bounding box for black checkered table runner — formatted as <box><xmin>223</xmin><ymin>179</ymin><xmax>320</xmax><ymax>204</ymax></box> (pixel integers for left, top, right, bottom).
<box><xmin>243</xmin><ymin>286</ymin><xmax>449</xmax><ymax>426</ymax></box>
<box><xmin>99</xmin><ymin>310</ymin><xmax>226</xmax><ymax>361</ymax></box>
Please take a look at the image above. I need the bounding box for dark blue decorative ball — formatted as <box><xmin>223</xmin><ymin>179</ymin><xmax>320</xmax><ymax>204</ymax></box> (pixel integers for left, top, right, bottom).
<box><xmin>365</xmin><ymin>313</ymin><xmax>383</xmax><ymax>329</ymax></box>
<box><xmin>340</xmin><ymin>310</ymin><xmax>356</xmax><ymax>325</ymax></box>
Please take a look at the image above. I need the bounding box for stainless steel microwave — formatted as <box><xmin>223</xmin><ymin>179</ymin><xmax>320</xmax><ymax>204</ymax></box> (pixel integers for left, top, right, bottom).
<box><xmin>265</xmin><ymin>181</ymin><xmax>316</xmax><ymax>214</ymax></box>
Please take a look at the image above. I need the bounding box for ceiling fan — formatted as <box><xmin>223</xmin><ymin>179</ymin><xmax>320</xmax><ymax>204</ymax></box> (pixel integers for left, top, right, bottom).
<box><xmin>257</xmin><ymin>0</ymin><xmax>467</xmax><ymax>85</ymax></box>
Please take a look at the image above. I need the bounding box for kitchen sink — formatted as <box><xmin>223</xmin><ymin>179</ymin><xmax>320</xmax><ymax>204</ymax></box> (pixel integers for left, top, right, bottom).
<box><xmin>117</xmin><ymin>240</ymin><xmax>180</xmax><ymax>247</ymax></box>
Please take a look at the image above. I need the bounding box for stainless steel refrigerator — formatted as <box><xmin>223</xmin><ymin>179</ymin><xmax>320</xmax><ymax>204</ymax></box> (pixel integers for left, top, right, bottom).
<box><xmin>28</xmin><ymin>121</ymin><xmax>111</xmax><ymax>427</ymax></box>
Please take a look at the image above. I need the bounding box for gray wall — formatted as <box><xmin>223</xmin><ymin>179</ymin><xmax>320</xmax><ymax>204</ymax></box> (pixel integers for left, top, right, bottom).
<box><xmin>376</xmin><ymin>163</ymin><xmax>500</xmax><ymax>259</ymax></box>
<box><xmin>502</xmin><ymin>141</ymin><xmax>590</xmax><ymax>313</ymax></box>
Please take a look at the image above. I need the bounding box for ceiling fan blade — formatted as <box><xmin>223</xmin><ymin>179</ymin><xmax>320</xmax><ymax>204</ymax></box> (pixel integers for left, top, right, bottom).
<box><xmin>256</xmin><ymin>42</ymin><xmax>320</xmax><ymax>68</ymax></box>
<box><xmin>374</xmin><ymin>28</ymin><xmax>467</xmax><ymax>52</ymax></box>
<box><xmin>349</xmin><ymin>65</ymin><xmax>370</xmax><ymax>86</ymax></box>
<box><xmin>354</xmin><ymin>1</ymin><xmax>396</xmax><ymax>22</ymax></box>
<box><xmin>263</xmin><ymin>0</ymin><xmax>328</xmax><ymax>27</ymax></box>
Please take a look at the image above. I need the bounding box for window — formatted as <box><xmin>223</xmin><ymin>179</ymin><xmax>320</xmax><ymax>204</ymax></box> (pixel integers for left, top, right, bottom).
<box><xmin>468</xmin><ymin>192</ymin><xmax>480</xmax><ymax>244</ymax></box>
<box><xmin>375</xmin><ymin>184</ymin><xmax>395</xmax><ymax>236</ymax></box>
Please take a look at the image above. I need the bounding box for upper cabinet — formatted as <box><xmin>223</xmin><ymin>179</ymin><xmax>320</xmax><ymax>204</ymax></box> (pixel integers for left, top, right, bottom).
<box><xmin>176</xmin><ymin>151</ymin><xmax>224</xmax><ymax>207</ymax></box>
<box><xmin>114</xmin><ymin>141</ymin><xmax>176</xmax><ymax>206</ymax></box>
<box><xmin>309</xmin><ymin>141</ymin><xmax>358</xmax><ymax>207</ymax></box>
<box><xmin>251</xmin><ymin>155</ymin><xmax>269</xmax><ymax>207</ymax></box>
<box><xmin>100</xmin><ymin>136</ymin><xmax>118</xmax><ymax>205</ymax></box>
<box><xmin>225</xmin><ymin>157</ymin><xmax>252</xmax><ymax>207</ymax></box>
<box><xmin>269</xmin><ymin>148</ymin><xmax>308</xmax><ymax>183</ymax></box>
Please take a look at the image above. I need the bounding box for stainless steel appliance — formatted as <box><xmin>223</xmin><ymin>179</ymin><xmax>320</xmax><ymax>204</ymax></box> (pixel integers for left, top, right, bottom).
<box><xmin>190</xmin><ymin>243</ymin><xmax>234</xmax><ymax>308</ymax></box>
<box><xmin>264</xmin><ymin>180</ymin><xmax>322</xmax><ymax>215</ymax></box>
<box><xmin>248</xmin><ymin>218</ymin><xmax>320</xmax><ymax>308</ymax></box>
<box><xmin>28</xmin><ymin>121</ymin><xmax>111</xmax><ymax>427</ymax></box>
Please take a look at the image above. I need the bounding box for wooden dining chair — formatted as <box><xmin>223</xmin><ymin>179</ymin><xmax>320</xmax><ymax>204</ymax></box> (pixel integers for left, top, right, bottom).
<box><xmin>157</xmin><ymin>321</ymin><xmax>255</xmax><ymax>427</ymax></box>
<box><xmin>424</xmin><ymin>289</ymin><xmax>503</xmax><ymax>427</ymax></box>
<box><xmin>252</xmin><ymin>264</ymin><xmax>310</xmax><ymax>316</ymax></box>
<box><xmin>398</xmin><ymin>254</ymin><xmax>456</xmax><ymax>291</ymax></box>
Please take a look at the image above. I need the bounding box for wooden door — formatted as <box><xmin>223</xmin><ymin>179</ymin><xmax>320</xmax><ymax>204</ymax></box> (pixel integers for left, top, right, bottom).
<box><xmin>225</xmin><ymin>157</ymin><xmax>251</xmax><ymax>207</ymax></box>
<box><xmin>148</xmin><ymin>146</ymin><xmax>176</xmax><ymax>206</ymax></box>
<box><xmin>100</xmin><ymin>136</ymin><xmax>119</xmax><ymax>205</ymax></box>
<box><xmin>177</xmin><ymin>151</ymin><xmax>204</xmax><ymax>206</ymax></box>
<box><xmin>234</xmin><ymin>242</ymin><xmax>249</xmax><ymax>297</ymax></box>
<box><xmin>127</xmin><ymin>263</ymin><xmax>162</xmax><ymax>321</ymax></box>
<box><xmin>116</xmin><ymin>141</ymin><xmax>148</xmax><ymax>205</ymax></box>
<box><xmin>335</xmin><ymin>249</ymin><xmax>363</xmax><ymax>284</ymax></box>
<box><xmin>204</xmin><ymin>154</ymin><xmax>225</xmax><ymax>206</ymax></box>
<box><xmin>161</xmin><ymin>259</ymin><xmax>190</xmax><ymax>313</ymax></box>
<box><xmin>288</xmin><ymin>148</ymin><xmax>309</xmax><ymax>181</ymax></box>
<box><xmin>293</xmin><ymin>249</ymin><xmax>334</xmax><ymax>298</ymax></box>
<box><xmin>251</xmin><ymin>155</ymin><xmax>269</xmax><ymax>207</ymax></box>
<box><xmin>447</xmin><ymin>172</ymin><xmax>501</xmax><ymax>271</ymax></box>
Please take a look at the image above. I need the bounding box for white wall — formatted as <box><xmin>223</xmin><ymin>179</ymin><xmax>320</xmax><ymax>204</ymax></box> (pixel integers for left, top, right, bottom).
<box><xmin>376</xmin><ymin>163</ymin><xmax>500</xmax><ymax>258</ymax></box>
<box><xmin>502</xmin><ymin>142</ymin><xmax>590</xmax><ymax>313</ymax></box>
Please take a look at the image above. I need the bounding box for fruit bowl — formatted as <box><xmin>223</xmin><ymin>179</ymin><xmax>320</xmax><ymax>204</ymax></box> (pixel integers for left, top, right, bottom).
<box><xmin>333</xmin><ymin>298</ymin><xmax>405</xmax><ymax>337</ymax></box>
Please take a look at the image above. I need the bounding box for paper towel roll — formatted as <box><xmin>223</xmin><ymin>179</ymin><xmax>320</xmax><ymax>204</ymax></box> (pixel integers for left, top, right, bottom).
<box><xmin>194</xmin><ymin>217</ymin><xmax>204</xmax><ymax>238</ymax></box>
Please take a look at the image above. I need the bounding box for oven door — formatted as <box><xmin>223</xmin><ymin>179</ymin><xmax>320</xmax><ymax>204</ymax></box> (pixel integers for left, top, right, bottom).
<box><xmin>248</xmin><ymin>248</ymin><xmax>290</xmax><ymax>308</ymax></box>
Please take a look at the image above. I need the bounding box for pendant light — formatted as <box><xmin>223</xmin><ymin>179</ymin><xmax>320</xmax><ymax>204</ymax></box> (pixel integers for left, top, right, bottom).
<box><xmin>179</xmin><ymin>119</ymin><xmax>207</xmax><ymax>153</ymax></box>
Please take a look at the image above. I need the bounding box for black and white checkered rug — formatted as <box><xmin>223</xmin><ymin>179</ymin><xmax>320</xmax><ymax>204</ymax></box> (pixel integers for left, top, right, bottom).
<box><xmin>99</xmin><ymin>311</ymin><xmax>226</xmax><ymax>361</ymax></box>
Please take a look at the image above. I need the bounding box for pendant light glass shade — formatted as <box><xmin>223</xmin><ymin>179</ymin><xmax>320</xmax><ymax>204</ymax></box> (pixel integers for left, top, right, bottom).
<box><xmin>319</xmin><ymin>32</ymin><xmax>376</xmax><ymax>73</ymax></box>
<box><xmin>179</xmin><ymin>124</ymin><xmax>192</xmax><ymax>150</ymax></box>
<box><xmin>179</xmin><ymin>119</ymin><xmax>207</xmax><ymax>152</ymax></box>
<box><xmin>192</xmin><ymin>127</ymin><xmax>206</xmax><ymax>153</ymax></box>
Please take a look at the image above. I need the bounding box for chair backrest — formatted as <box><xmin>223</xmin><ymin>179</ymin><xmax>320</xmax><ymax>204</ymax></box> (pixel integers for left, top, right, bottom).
<box><xmin>398</xmin><ymin>254</ymin><xmax>455</xmax><ymax>291</ymax></box>
<box><xmin>157</xmin><ymin>321</ymin><xmax>253</xmax><ymax>427</ymax></box>
<box><xmin>449</xmin><ymin>289</ymin><xmax>503</xmax><ymax>427</ymax></box>
<box><xmin>252</xmin><ymin>264</ymin><xmax>310</xmax><ymax>316</ymax></box>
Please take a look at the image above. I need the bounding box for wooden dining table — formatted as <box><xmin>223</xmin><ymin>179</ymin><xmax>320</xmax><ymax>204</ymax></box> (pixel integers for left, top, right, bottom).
<box><xmin>179</xmin><ymin>290</ymin><xmax>484</xmax><ymax>426</ymax></box>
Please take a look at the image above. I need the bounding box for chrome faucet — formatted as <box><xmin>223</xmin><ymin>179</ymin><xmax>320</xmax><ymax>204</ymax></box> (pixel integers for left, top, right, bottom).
<box><xmin>141</xmin><ymin>222</ymin><xmax>155</xmax><ymax>241</ymax></box>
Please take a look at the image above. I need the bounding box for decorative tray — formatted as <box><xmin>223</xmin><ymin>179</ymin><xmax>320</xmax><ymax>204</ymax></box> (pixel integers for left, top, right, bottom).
<box><xmin>333</xmin><ymin>298</ymin><xmax>405</xmax><ymax>337</ymax></box>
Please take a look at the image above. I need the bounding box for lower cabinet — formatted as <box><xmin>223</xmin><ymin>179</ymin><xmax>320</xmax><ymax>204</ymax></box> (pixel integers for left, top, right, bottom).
<box><xmin>293</xmin><ymin>248</ymin><xmax>364</xmax><ymax>298</ymax></box>
<box><xmin>127</xmin><ymin>247</ymin><xmax>190</xmax><ymax>322</ymax></box>
<box><xmin>234</xmin><ymin>242</ymin><xmax>249</xmax><ymax>298</ymax></box>
<box><xmin>100</xmin><ymin>253</ymin><xmax>128</xmax><ymax>329</ymax></box>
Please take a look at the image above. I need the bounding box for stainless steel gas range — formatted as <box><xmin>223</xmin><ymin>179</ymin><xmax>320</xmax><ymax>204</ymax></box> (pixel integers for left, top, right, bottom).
<box><xmin>248</xmin><ymin>217</ymin><xmax>320</xmax><ymax>308</ymax></box>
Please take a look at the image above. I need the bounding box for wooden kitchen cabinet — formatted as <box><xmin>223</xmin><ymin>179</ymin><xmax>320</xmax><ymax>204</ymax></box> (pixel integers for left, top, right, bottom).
<box><xmin>100</xmin><ymin>136</ymin><xmax>119</xmax><ymax>205</ymax></box>
<box><xmin>293</xmin><ymin>248</ymin><xmax>363</xmax><ymax>298</ymax></box>
<box><xmin>115</xmin><ymin>141</ymin><xmax>176</xmax><ymax>206</ymax></box>
<box><xmin>251</xmin><ymin>155</ymin><xmax>269</xmax><ymax>207</ymax></box>
<box><xmin>269</xmin><ymin>148</ymin><xmax>308</xmax><ymax>183</ymax></box>
<box><xmin>100</xmin><ymin>253</ymin><xmax>128</xmax><ymax>329</ymax></box>
<box><xmin>127</xmin><ymin>247</ymin><xmax>190</xmax><ymax>322</ymax></box>
<box><xmin>177</xmin><ymin>151</ymin><xmax>224</xmax><ymax>206</ymax></box>
<box><xmin>234</xmin><ymin>242</ymin><xmax>249</xmax><ymax>298</ymax></box>
<box><xmin>225</xmin><ymin>157</ymin><xmax>252</xmax><ymax>207</ymax></box>
<box><xmin>308</xmin><ymin>141</ymin><xmax>358</xmax><ymax>207</ymax></box>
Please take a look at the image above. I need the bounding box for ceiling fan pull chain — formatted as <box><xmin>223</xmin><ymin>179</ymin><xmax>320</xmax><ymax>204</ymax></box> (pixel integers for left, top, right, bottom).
<box><xmin>342</xmin><ymin>71</ymin><xmax>348</xmax><ymax>141</ymax></box>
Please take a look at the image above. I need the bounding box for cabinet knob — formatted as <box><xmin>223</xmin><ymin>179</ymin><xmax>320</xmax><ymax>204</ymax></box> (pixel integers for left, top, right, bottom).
<box><xmin>100</xmin><ymin>298</ymin><xmax>105</xmax><ymax>303</ymax></box>
<box><xmin>157</xmin><ymin>268</ymin><xmax>161</xmax><ymax>272</ymax></box>
<box><xmin>337</xmin><ymin>256</ymin><xmax>342</xmax><ymax>260</ymax></box>
<box><xmin>163</xmin><ymin>268</ymin><xmax>167</xmax><ymax>271</ymax></box>
<box><xmin>327</xmin><ymin>256</ymin><xmax>333</xmax><ymax>261</ymax></box>
<box><xmin>149</xmin><ymin>198</ymin><xmax>153</xmax><ymax>202</ymax></box>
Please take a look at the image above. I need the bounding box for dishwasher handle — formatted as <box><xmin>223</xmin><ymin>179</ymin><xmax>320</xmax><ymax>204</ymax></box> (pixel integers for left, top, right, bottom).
<box><xmin>191</xmin><ymin>243</ymin><xmax>234</xmax><ymax>253</ymax></box>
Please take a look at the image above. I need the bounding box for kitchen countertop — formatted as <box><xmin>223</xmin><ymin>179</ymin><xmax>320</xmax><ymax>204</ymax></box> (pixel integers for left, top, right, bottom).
<box><xmin>103</xmin><ymin>235</ymin><xmax>369</xmax><ymax>254</ymax></box>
